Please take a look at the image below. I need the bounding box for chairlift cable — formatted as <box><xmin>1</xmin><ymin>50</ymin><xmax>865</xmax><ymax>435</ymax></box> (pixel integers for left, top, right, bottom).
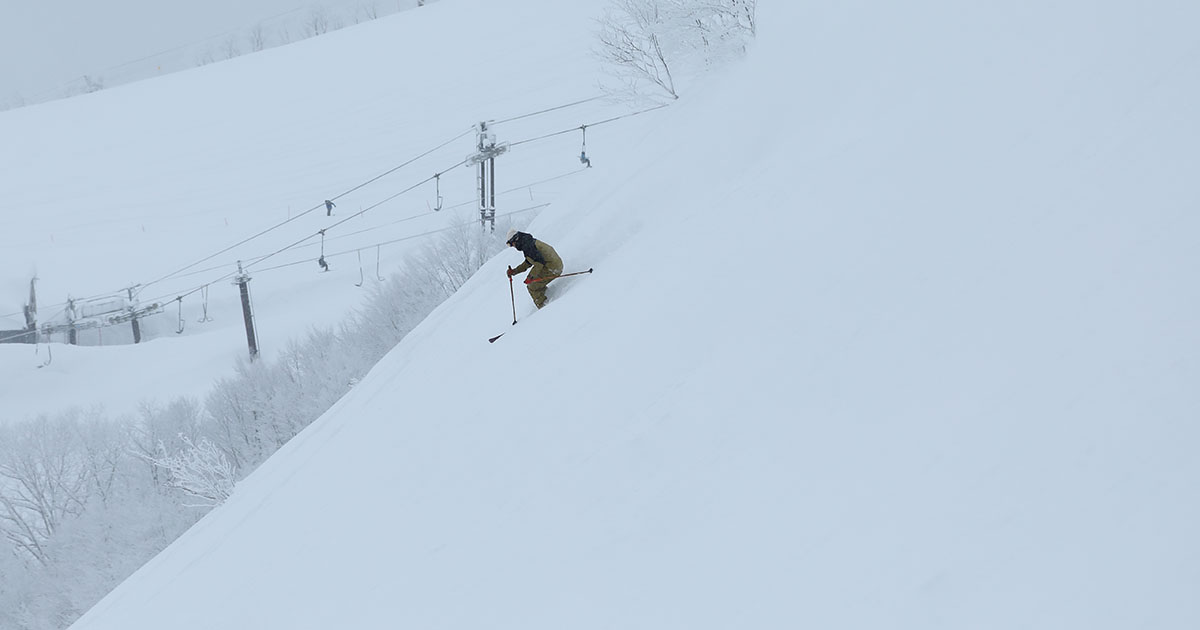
<box><xmin>139</xmin><ymin>127</ymin><xmax>474</xmax><ymax>293</ymax></box>
<box><xmin>244</xmin><ymin>159</ymin><xmax>466</xmax><ymax>273</ymax></box>
<box><xmin>26</xmin><ymin>105</ymin><xmax>656</xmax><ymax>326</ymax></box>
<box><xmin>251</xmin><ymin>204</ymin><xmax>550</xmax><ymax>274</ymax></box>
<box><xmin>491</xmin><ymin>95</ymin><xmax>607</xmax><ymax>126</ymax></box>
<box><xmin>509</xmin><ymin>104</ymin><xmax>670</xmax><ymax>148</ymax></box>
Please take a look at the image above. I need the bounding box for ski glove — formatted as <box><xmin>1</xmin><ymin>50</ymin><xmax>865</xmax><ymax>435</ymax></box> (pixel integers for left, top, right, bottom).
<box><xmin>506</xmin><ymin>267</ymin><xmax>515</xmax><ymax>278</ymax></box>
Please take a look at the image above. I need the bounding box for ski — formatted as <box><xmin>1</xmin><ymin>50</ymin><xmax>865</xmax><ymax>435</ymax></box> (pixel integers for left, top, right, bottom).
<box><xmin>489</xmin><ymin>268</ymin><xmax>594</xmax><ymax>343</ymax></box>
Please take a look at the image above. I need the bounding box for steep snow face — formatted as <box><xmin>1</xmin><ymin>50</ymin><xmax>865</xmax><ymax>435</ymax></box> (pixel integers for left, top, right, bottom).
<box><xmin>67</xmin><ymin>0</ymin><xmax>1200</xmax><ymax>629</ymax></box>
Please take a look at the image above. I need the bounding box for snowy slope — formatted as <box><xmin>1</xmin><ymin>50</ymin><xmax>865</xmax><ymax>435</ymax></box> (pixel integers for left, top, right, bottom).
<box><xmin>53</xmin><ymin>0</ymin><xmax>1200</xmax><ymax>628</ymax></box>
<box><xmin>1</xmin><ymin>0</ymin><xmax>627</xmax><ymax>422</ymax></box>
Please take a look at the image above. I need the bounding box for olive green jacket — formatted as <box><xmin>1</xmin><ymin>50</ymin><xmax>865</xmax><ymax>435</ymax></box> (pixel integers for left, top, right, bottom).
<box><xmin>512</xmin><ymin>239</ymin><xmax>563</xmax><ymax>283</ymax></box>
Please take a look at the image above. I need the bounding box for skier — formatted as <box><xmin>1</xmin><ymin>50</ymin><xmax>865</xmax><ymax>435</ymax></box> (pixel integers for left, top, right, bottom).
<box><xmin>505</xmin><ymin>229</ymin><xmax>563</xmax><ymax>309</ymax></box>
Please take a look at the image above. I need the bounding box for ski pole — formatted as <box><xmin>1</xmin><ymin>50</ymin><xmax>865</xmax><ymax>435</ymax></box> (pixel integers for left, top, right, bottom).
<box><xmin>524</xmin><ymin>268</ymin><xmax>594</xmax><ymax>285</ymax></box>
<box><xmin>508</xmin><ymin>268</ymin><xmax>517</xmax><ymax>325</ymax></box>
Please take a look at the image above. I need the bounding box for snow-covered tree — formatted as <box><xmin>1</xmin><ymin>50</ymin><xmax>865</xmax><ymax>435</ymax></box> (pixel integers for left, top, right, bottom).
<box><xmin>221</xmin><ymin>35</ymin><xmax>241</xmax><ymax>60</ymax></box>
<box><xmin>0</xmin><ymin>212</ymin><xmax>514</xmax><ymax>627</ymax></box>
<box><xmin>80</xmin><ymin>75</ymin><xmax>104</xmax><ymax>94</ymax></box>
<box><xmin>304</xmin><ymin>8</ymin><xmax>335</xmax><ymax>36</ymax></box>
<box><xmin>355</xmin><ymin>3</ymin><xmax>380</xmax><ymax>23</ymax></box>
<box><xmin>411</xmin><ymin>219</ymin><xmax>507</xmax><ymax>296</ymax></box>
<box><xmin>597</xmin><ymin>0</ymin><xmax>757</xmax><ymax>100</ymax></box>
<box><xmin>249</xmin><ymin>23</ymin><xmax>267</xmax><ymax>52</ymax></box>
<box><xmin>129</xmin><ymin>398</ymin><xmax>205</xmax><ymax>487</ymax></box>
<box><xmin>147</xmin><ymin>436</ymin><xmax>236</xmax><ymax>508</ymax></box>
<box><xmin>0</xmin><ymin>414</ymin><xmax>94</xmax><ymax>565</ymax></box>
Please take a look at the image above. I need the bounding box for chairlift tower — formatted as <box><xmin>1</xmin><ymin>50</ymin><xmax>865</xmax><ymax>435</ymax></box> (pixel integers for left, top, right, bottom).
<box><xmin>467</xmin><ymin>121</ymin><xmax>509</xmax><ymax>232</ymax></box>
<box><xmin>233</xmin><ymin>261</ymin><xmax>260</xmax><ymax>360</ymax></box>
<box><xmin>0</xmin><ymin>277</ymin><xmax>38</xmax><ymax>345</ymax></box>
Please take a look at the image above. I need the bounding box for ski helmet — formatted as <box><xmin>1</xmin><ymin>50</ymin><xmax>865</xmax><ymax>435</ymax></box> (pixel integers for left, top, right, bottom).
<box><xmin>505</xmin><ymin>228</ymin><xmax>519</xmax><ymax>246</ymax></box>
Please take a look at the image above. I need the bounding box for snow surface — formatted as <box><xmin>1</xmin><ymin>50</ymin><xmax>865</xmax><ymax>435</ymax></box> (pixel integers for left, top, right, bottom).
<box><xmin>1</xmin><ymin>0</ymin><xmax>622</xmax><ymax>422</ymax></box>
<box><xmin>5</xmin><ymin>0</ymin><xmax>1200</xmax><ymax>627</ymax></box>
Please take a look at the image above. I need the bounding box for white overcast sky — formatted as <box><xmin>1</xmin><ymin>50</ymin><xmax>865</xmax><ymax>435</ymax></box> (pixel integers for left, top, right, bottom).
<box><xmin>0</xmin><ymin>0</ymin><xmax>386</xmax><ymax>101</ymax></box>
